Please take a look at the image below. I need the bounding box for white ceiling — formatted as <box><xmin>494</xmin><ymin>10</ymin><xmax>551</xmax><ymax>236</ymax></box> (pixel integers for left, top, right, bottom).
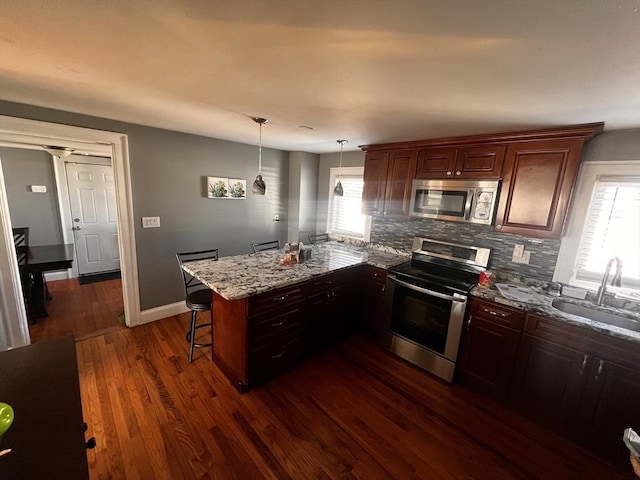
<box><xmin>0</xmin><ymin>0</ymin><xmax>638</xmax><ymax>153</ymax></box>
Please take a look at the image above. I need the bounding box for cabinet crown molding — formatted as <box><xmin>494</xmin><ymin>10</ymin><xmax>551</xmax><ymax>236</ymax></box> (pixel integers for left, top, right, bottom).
<box><xmin>359</xmin><ymin>122</ymin><xmax>605</xmax><ymax>152</ymax></box>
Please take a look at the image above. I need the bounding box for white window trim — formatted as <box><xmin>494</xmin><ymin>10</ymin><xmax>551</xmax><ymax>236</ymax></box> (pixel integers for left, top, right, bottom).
<box><xmin>327</xmin><ymin>166</ymin><xmax>371</xmax><ymax>241</ymax></box>
<box><xmin>554</xmin><ymin>160</ymin><xmax>640</xmax><ymax>294</ymax></box>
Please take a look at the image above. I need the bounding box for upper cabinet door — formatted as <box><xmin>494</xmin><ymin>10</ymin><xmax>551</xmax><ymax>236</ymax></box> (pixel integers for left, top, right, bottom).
<box><xmin>495</xmin><ymin>139</ymin><xmax>584</xmax><ymax>238</ymax></box>
<box><xmin>362</xmin><ymin>152</ymin><xmax>390</xmax><ymax>216</ymax></box>
<box><xmin>454</xmin><ymin>145</ymin><xmax>505</xmax><ymax>178</ymax></box>
<box><xmin>383</xmin><ymin>151</ymin><xmax>418</xmax><ymax>217</ymax></box>
<box><xmin>416</xmin><ymin>147</ymin><xmax>456</xmax><ymax>178</ymax></box>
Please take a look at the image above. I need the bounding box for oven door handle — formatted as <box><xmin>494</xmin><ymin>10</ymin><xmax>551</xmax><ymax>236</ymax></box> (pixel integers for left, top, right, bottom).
<box><xmin>390</xmin><ymin>276</ymin><xmax>466</xmax><ymax>303</ymax></box>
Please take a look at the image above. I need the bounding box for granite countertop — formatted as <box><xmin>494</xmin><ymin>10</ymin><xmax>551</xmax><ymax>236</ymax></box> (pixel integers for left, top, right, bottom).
<box><xmin>182</xmin><ymin>241</ymin><xmax>408</xmax><ymax>301</ymax></box>
<box><xmin>471</xmin><ymin>284</ymin><xmax>640</xmax><ymax>344</ymax></box>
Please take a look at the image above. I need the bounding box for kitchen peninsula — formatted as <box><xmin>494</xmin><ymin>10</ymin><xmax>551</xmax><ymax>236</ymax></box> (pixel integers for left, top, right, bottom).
<box><xmin>182</xmin><ymin>241</ymin><xmax>408</xmax><ymax>391</ymax></box>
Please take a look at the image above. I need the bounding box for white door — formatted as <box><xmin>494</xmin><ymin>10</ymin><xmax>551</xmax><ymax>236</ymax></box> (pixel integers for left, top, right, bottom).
<box><xmin>66</xmin><ymin>163</ymin><xmax>120</xmax><ymax>275</ymax></box>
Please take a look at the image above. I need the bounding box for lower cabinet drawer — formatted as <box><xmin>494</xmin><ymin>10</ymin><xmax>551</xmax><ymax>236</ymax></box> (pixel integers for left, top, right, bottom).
<box><xmin>248</xmin><ymin>304</ymin><xmax>304</xmax><ymax>351</ymax></box>
<box><xmin>248</xmin><ymin>335</ymin><xmax>304</xmax><ymax>385</ymax></box>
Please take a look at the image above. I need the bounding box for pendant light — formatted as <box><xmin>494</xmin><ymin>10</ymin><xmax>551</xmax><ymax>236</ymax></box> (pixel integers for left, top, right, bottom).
<box><xmin>251</xmin><ymin>117</ymin><xmax>268</xmax><ymax>195</ymax></box>
<box><xmin>333</xmin><ymin>139</ymin><xmax>348</xmax><ymax>196</ymax></box>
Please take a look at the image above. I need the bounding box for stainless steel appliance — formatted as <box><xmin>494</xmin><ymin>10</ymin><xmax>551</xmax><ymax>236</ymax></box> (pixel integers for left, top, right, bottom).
<box><xmin>409</xmin><ymin>179</ymin><xmax>500</xmax><ymax>225</ymax></box>
<box><xmin>381</xmin><ymin>237</ymin><xmax>491</xmax><ymax>382</ymax></box>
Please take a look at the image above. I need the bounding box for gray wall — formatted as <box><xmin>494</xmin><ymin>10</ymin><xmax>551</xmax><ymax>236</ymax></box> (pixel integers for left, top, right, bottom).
<box><xmin>0</xmin><ymin>147</ymin><xmax>63</xmax><ymax>246</ymax></box>
<box><xmin>288</xmin><ymin>151</ymin><xmax>319</xmax><ymax>243</ymax></box>
<box><xmin>0</xmin><ymin>101</ymin><xmax>289</xmax><ymax>310</ymax></box>
<box><xmin>316</xmin><ymin>150</ymin><xmax>365</xmax><ymax>233</ymax></box>
<box><xmin>582</xmin><ymin>128</ymin><xmax>640</xmax><ymax>161</ymax></box>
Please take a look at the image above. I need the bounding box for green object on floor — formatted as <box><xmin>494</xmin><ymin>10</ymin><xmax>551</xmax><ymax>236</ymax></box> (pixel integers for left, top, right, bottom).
<box><xmin>0</xmin><ymin>402</ymin><xmax>14</xmax><ymax>436</ymax></box>
<box><xmin>117</xmin><ymin>311</ymin><xmax>126</xmax><ymax>325</ymax></box>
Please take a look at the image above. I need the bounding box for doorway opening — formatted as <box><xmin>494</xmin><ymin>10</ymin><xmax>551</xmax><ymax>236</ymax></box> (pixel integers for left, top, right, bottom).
<box><xmin>0</xmin><ymin>115</ymin><xmax>139</xmax><ymax>350</ymax></box>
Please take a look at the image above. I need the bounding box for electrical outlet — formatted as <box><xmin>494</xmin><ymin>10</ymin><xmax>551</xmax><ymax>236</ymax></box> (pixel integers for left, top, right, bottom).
<box><xmin>513</xmin><ymin>250</ymin><xmax>531</xmax><ymax>264</ymax></box>
<box><xmin>142</xmin><ymin>216</ymin><xmax>160</xmax><ymax>228</ymax></box>
<box><xmin>513</xmin><ymin>244</ymin><xmax>524</xmax><ymax>259</ymax></box>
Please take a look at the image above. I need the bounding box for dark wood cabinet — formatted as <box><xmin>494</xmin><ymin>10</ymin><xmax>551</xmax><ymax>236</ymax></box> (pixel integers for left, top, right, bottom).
<box><xmin>361</xmin><ymin>150</ymin><xmax>416</xmax><ymax>217</ymax></box>
<box><xmin>578</xmin><ymin>358</ymin><xmax>640</xmax><ymax>465</ymax></box>
<box><xmin>459</xmin><ymin>297</ymin><xmax>640</xmax><ymax>467</ymax></box>
<box><xmin>361</xmin><ymin>266</ymin><xmax>386</xmax><ymax>336</ymax></box>
<box><xmin>213</xmin><ymin>269</ymin><xmax>364</xmax><ymax>391</ymax></box>
<box><xmin>213</xmin><ymin>283</ymin><xmax>306</xmax><ymax>391</ymax></box>
<box><xmin>510</xmin><ymin>334</ymin><xmax>589</xmax><ymax>424</ymax></box>
<box><xmin>384</xmin><ymin>151</ymin><xmax>418</xmax><ymax>216</ymax></box>
<box><xmin>362</xmin><ymin>152</ymin><xmax>389</xmax><ymax>216</ymax></box>
<box><xmin>512</xmin><ymin>313</ymin><xmax>640</xmax><ymax>466</ymax></box>
<box><xmin>494</xmin><ymin>139</ymin><xmax>583</xmax><ymax>238</ymax></box>
<box><xmin>361</xmin><ymin>123</ymin><xmax>604</xmax><ymax>236</ymax></box>
<box><xmin>416</xmin><ymin>145</ymin><xmax>505</xmax><ymax>179</ymax></box>
<box><xmin>457</xmin><ymin>298</ymin><xmax>524</xmax><ymax>398</ymax></box>
<box><xmin>415</xmin><ymin>147</ymin><xmax>456</xmax><ymax>178</ymax></box>
<box><xmin>307</xmin><ymin>269</ymin><xmax>358</xmax><ymax>351</ymax></box>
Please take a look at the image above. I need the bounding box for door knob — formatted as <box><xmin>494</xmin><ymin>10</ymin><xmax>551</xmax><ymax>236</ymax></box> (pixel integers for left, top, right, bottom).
<box><xmin>72</xmin><ymin>226</ymin><xmax>82</xmax><ymax>231</ymax></box>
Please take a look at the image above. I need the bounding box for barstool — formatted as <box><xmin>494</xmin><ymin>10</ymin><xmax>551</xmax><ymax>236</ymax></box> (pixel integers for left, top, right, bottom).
<box><xmin>175</xmin><ymin>248</ymin><xmax>218</xmax><ymax>363</ymax></box>
<box><xmin>251</xmin><ymin>240</ymin><xmax>280</xmax><ymax>253</ymax></box>
<box><xmin>308</xmin><ymin>233</ymin><xmax>329</xmax><ymax>244</ymax></box>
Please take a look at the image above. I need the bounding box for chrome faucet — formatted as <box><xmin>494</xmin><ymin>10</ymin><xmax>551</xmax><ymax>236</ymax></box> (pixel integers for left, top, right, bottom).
<box><xmin>595</xmin><ymin>257</ymin><xmax>622</xmax><ymax>306</ymax></box>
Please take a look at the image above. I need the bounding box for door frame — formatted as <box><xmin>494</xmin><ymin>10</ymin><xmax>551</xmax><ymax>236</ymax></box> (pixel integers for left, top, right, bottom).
<box><xmin>0</xmin><ymin>115</ymin><xmax>139</xmax><ymax>347</ymax></box>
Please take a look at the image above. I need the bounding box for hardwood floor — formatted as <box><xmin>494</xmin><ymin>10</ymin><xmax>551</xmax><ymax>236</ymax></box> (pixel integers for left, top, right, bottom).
<box><xmin>29</xmin><ymin>277</ymin><xmax>124</xmax><ymax>343</ymax></box>
<box><xmin>75</xmin><ymin>315</ymin><xmax>633</xmax><ymax>480</ymax></box>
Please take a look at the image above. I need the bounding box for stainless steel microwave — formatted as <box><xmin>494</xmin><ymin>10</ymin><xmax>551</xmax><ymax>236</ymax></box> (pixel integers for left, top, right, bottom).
<box><xmin>409</xmin><ymin>179</ymin><xmax>500</xmax><ymax>225</ymax></box>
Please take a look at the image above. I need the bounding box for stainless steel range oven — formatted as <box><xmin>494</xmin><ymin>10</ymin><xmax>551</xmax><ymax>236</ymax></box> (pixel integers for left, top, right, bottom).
<box><xmin>381</xmin><ymin>237</ymin><xmax>490</xmax><ymax>382</ymax></box>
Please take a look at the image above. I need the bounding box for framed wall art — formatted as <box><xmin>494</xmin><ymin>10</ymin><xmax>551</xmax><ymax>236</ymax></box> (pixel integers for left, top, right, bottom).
<box><xmin>207</xmin><ymin>177</ymin><xmax>247</xmax><ymax>199</ymax></box>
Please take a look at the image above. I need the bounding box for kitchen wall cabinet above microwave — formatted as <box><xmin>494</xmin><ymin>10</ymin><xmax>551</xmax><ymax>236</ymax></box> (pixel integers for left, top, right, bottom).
<box><xmin>360</xmin><ymin>122</ymin><xmax>604</xmax><ymax>231</ymax></box>
<box><xmin>416</xmin><ymin>145</ymin><xmax>505</xmax><ymax>179</ymax></box>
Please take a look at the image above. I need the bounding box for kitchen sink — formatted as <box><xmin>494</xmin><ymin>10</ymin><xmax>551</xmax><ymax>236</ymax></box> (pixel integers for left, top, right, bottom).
<box><xmin>551</xmin><ymin>299</ymin><xmax>640</xmax><ymax>333</ymax></box>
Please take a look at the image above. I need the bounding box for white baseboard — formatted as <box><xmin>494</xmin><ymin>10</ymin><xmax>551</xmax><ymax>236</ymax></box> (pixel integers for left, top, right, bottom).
<box><xmin>135</xmin><ymin>301</ymin><xmax>188</xmax><ymax>327</ymax></box>
<box><xmin>44</xmin><ymin>270</ymin><xmax>73</xmax><ymax>281</ymax></box>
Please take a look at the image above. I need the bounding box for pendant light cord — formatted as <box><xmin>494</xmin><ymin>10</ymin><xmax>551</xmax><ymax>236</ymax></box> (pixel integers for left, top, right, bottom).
<box><xmin>337</xmin><ymin>139</ymin><xmax>347</xmax><ymax>179</ymax></box>
<box><xmin>258</xmin><ymin>121</ymin><xmax>263</xmax><ymax>175</ymax></box>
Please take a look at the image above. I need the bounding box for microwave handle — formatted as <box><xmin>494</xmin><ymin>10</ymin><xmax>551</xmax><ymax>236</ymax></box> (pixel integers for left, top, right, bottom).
<box><xmin>465</xmin><ymin>189</ymin><xmax>475</xmax><ymax>220</ymax></box>
<box><xmin>390</xmin><ymin>276</ymin><xmax>466</xmax><ymax>303</ymax></box>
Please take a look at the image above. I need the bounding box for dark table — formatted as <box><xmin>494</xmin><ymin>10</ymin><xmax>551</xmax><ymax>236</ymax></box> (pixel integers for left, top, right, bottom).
<box><xmin>0</xmin><ymin>336</ymin><xmax>90</xmax><ymax>480</ymax></box>
<box><xmin>25</xmin><ymin>244</ymin><xmax>74</xmax><ymax>321</ymax></box>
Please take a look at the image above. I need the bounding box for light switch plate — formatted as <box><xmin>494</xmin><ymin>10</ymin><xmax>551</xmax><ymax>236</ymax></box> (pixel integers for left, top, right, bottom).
<box><xmin>142</xmin><ymin>216</ymin><xmax>160</xmax><ymax>228</ymax></box>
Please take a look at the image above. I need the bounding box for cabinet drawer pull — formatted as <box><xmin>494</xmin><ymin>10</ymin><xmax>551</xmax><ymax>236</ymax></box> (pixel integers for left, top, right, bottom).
<box><xmin>271</xmin><ymin>319</ymin><xmax>288</xmax><ymax>327</ymax></box>
<box><xmin>273</xmin><ymin>294</ymin><xmax>289</xmax><ymax>302</ymax></box>
<box><xmin>594</xmin><ymin>359</ymin><xmax>604</xmax><ymax>380</ymax></box>
<box><xmin>271</xmin><ymin>350</ymin><xmax>286</xmax><ymax>359</ymax></box>
<box><xmin>482</xmin><ymin>307</ymin><xmax>509</xmax><ymax>318</ymax></box>
<box><xmin>446</xmin><ymin>171</ymin><xmax>452</xmax><ymax>176</ymax></box>
<box><xmin>578</xmin><ymin>354</ymin><xmax>588</xmax><ymax>375</ymax></box>
<box><xmin>455</xmin><ymin>171</ymin><xmax>461</xmax><ymax>176</ymax></box>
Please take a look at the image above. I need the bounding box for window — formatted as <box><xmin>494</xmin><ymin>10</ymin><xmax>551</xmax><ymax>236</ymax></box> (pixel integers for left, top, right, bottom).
<box><xmin>554</xmin><ymin>162</ymin><xmax>640</xmax><ymax>294</ymax></box>
<box><xmin>327</xmin><ymin>167</ymin><xmax>370</xmax><ymax>240</ymax></box>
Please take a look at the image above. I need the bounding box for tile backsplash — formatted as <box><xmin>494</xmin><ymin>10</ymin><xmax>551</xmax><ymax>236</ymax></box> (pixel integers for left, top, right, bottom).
<box><xmin>371</xmin><ymin>217</ymin><xmax>561</xmax><ymax>281</ymax></box>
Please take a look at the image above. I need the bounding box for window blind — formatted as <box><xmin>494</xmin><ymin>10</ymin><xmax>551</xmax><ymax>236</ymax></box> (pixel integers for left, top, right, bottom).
<box><xmin>328</xmin><ymin>174</ymin><xmax>366</xmax><ymax>238</ymax></box>
<box><xmin>575</xmin><ymin>176</ymin><xmax>640</xmax><ymax>288</ymax></box>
